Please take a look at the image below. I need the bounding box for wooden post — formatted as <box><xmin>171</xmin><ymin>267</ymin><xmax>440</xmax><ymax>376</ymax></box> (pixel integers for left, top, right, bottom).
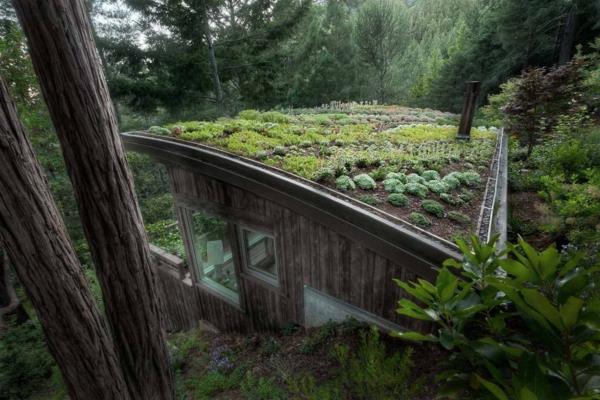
<box><xmin>457</xmin><ymin>81</ymin><xmax>481</xmax><ymax>140</ymax></box>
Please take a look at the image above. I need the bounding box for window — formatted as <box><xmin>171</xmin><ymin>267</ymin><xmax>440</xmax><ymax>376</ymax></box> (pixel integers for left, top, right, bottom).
<box><xmin>241</xmin><ymin>229</ymin><xmax>278</xmax><ymax>285</ymax></box>
<box><xmin>189</xmin><ymin>211</ymin><xmax>239</xmax><ymax>303</ymax></box>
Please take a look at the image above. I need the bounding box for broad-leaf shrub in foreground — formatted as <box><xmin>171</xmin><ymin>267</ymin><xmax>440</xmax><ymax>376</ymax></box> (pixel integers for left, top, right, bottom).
<box><xmin>394</xmin><ymin>235</ymin><xmax>600</xmax><ymax>400</ymax></box>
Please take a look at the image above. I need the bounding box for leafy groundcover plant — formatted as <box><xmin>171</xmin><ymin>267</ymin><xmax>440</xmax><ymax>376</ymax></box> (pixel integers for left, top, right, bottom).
<box><xmin>394</xmin><ymin>235</ymin><xmax>600</xmax><ymax>400</ymax></box>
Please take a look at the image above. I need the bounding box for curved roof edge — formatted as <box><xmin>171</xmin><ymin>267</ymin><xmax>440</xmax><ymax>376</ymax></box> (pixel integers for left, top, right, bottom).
<box><xmin>121</xmin><ymin>132</ymin><xmax>464</xmax><ymax>280</ymax></box>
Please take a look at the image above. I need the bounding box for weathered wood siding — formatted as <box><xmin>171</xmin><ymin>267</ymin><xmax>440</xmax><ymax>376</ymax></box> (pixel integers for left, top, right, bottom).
<box><xmin>158</xmin><ymin>166</ymin><xmax>430</xmax><ymax>332</ymax></box>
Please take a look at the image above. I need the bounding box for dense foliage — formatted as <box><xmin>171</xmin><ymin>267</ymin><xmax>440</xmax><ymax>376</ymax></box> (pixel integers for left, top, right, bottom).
<box><xmin>488</xmin><ymin>46</ymin><xmax>600</xmax><ymax>262</ymax></box>
<box><xmin>354</xmin><ymin>0</ymin><xmax>406</xmax><ymax>103</ymax></box>
<box><xmin>0</xmin><ymin>320</ymin><xmax>57</xmax><ymax>400</ymax></box>
<box><xmin>428</xmin><ymin>0</ymin><xmax>600</xmax><ymax>112</ymax></box>
<box><xmin>395</xmin><ymin>235</ymin><xmax>600</xmax><ymax>399</ymax></box>
<box><xmin>169</xmin><ymin>321</ymin><xmax>419</xmax><ymax>399</ymax></box>
<box><xmin>2</xmin><ymin>0</ymin><xmax>600</xmax><ymax>398</ymax></box>
<box><xmin>90</xmin><ymin>0</ymin><xmax>600</xmax><ymax>123</ymax></box>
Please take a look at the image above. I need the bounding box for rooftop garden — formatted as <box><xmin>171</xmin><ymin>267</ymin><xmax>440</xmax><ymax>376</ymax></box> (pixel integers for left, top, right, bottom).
<box><xmin>147</xmin><ymin>104</ymin><xmax>498</xmax><ymax>241</ymax></box>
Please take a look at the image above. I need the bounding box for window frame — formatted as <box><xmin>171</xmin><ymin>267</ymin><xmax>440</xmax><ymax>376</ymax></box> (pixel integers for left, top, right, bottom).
<box><xmin>181</xmin><ymin>207</ymin><xmax>242</xmax><ymax>307</ymax></box>
<box><xmin>237</xmin><ymin>225</ymin><xmax>280</xmax><ymax>288</ymax></box>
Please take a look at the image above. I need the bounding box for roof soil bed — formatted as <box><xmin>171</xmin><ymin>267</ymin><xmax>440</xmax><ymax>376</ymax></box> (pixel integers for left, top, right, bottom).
<box><xmin>147</xmin><ymin>104</ymin><xmax>499</xmax><ymax>243</ymax></box>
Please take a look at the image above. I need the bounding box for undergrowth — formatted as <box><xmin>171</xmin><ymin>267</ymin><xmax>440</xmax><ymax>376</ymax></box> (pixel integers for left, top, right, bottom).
<box><xmin>162</xmin><ymin>321</ymin><xmax>422</xmax><ymax>400</ymax></box>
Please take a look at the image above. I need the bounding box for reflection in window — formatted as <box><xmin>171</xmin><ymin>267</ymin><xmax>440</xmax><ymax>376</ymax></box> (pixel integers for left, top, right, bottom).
<box><xmin>129</xmin><ymin>152</ymin><xmax>185</xmax><ymax>259</ymax></box>
<box><xmin>242</xmin><ymin>229</ymin><xmax>278</xmax><ymax>283</ymax></box>
<box><xmin>190</xmin><ymin>211</ymin><xmax>239</xmax><ymax>302</ymax></box>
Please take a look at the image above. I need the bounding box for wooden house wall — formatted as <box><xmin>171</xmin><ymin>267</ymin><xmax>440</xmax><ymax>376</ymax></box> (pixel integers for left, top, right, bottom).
<box><xmin>158</xmin><ymin>165</ymin><xmax>429</xmax><ymax>332</ymax></box>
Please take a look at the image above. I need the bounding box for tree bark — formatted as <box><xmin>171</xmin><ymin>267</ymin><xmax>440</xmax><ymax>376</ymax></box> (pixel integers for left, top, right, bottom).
<box><xmin>378</xmin><ymin>68</ymin><xmax>386</xmax><ymax>104</ymax></box>
<box><xmin>11</xmin><ymin>1</ymin><xmax>174</xmax><ymax>399</ymax></box>
<box><xmin>204</xmin><ymin>3</ymin><xmax>224</xmax><ymax>108</ymax></box>
<box><xmin>457</xmin><ymin>81</ymin><xmax>481</xmax><ymax>140</ymax></box>
<box><xmin>0</xmin><ymin>248</ymin><xmax>28</xmax><ymax>330</ymax></box>
<box><xmin>559</xmin><ymin>5</ymin><xmax>577</xmax><ymax>65</ymax></box>
<box><xmin>0</xmin><ymin>75</ymin><xmax>130</xmax><ymax>400</ymax></box>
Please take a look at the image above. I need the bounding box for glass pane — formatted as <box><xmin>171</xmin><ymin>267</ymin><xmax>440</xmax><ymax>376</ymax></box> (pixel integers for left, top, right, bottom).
<box><xmin>243</xmin><ymin>229</ymin><xmax>277</xmax><ymax>280</ymax></box>
<box><xmin>129</xmin><ymin>152</ymin><xmax>185</xmax><ymax>259</ymax></box>
<box><xmin>190</xmin><ymin>211</ymin><xmax>239</xmax><ymax>300</ymax></box>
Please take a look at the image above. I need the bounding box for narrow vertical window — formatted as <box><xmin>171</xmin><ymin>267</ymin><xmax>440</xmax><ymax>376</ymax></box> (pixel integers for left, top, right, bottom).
<box><xmin>241</xmin><ymin>229</ymin><xmax>278</xmax><ymax>286</ymax></box>
<box><xmin>189</xmin><ymin>211</ymin><xmax>239</xmax><ymax>303</ymax></box>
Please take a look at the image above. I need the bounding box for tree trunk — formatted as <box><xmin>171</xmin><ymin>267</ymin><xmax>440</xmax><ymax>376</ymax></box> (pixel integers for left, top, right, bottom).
<box><xmin>378</xmin><ymin>68</ymin><xmax>386</xmax><ymax>104</ymax></box>
<box><xmin>11</xmin><ymin>1</ymin><xmax>174</xmax><ymax>399</ymax></box>
<box><xmin>204</xmin><ymin>4</ymin><xmax>224</xmax><ymax>108</ymax></box>
<box><xmin>0</xmin><ymin>75</ymin><xmax>130</xmax><ymax>400</ymax></box>
<box><xmin>0</xmin><ymin>248</ymin><xmax>28</xmax><ymax>330</ymax></box>
<box><xmin>559</xmin><ymin>6</ymin><xmax>577</xmax><ymax>65</ymax></box>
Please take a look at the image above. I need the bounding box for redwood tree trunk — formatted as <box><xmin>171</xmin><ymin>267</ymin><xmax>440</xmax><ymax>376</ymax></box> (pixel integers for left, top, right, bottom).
<box><xmin>0</xmin><ymin>76</ymin><xmax>130</xmax><ymax>400</ymax></box>
<box><xmin>12</xmin><ymin>1</ymin><xmax>174</xmax><ymax>398</ymax></box>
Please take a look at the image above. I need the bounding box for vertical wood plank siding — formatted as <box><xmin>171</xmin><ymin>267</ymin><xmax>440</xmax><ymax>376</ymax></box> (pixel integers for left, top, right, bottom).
<box><xmin>156</xmin><ymin>166</ymin><xmax>430</xmax><ymax>332</ymax></box>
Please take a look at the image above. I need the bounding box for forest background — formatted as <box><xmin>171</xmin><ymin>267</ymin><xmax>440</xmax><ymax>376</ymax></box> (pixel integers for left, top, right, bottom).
<box><xmin>1</xmin><ymin>1</ymin><xmax>600</xmax><ymax>398</ymax></box>
<box><xmin>5</xmin><ymin>0</ymin><xmax>599</xmax><ymax>129</ymax></box>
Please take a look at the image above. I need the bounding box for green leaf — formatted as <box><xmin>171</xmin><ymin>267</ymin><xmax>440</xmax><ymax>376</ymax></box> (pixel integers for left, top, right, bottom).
<box><xmin>455</xmin><ymin>238</ymin><xmax>471</xmax><ymax>257</ymax></box>
<box><xmin>488</xmin><ymin>314</ymin><xmax>507</xmax><ymax>333</ymax></box>
<box><xmin>392</xmin><ymin>331</ymin><xmax>437</xmax><ymax>342</ymax></box>
<box><xmin>560</xmin><ymin>296</ymin><xmax>583</xmax><ymax>329</ymax></box>
<box><xmin>480</xmin><ymin>285</ymin><xmax>501</xmax><ymax>305</ymax></box>
<box><xmin>439</xmin><ymin>330</ymin><xmax>457</xmax><ymax>350</ymax></box>
<box><xmin>499</xmin><ymin>259</ymin><xmax>532</xmax><ymax>282</ymax></box>
<box><xmin>521</xmin><ymin>288</ymin><xmax>563</xmax><ymax>330</ymax></box>
<box><xmin>513</xmin><ymin>250</ymin><xmax>538</xmax><ymax>280</ymax></box>
<box><xmin>423</xmin><ymin>308</ymin><xmax>440</xmax><ymax>321</ymax></box>
<box><xmin>561</xmin><ymin>252</ymin><xmax>583</xmax><ymax>276</ymax></box>
<box><xmin>572</xmin><ymin>324</ymin><xmax>600</xmax><ymax>344</ymax></box>
<box><xmin>499</xmin><ymin>344</ymin><xmax>524</xmax><ymax>359</ymax></box>
<box><xmin>459</xmin><ymin>283</ymin><xmax>481</xmax><ymax>302</ymax></box>
<box><xmin>519</xmin><ymin>238</ymin><xmax>540</xmax><ymax>267</ymax></box>
<box><xmin>557</xmin><ymin>270</ymin><xmax>589</xmax><ymax>303</ymax></box>
<box><xmin>519</xmin><ymin>387</ymin><xmax>538</xmax><ymax>400</ymax></box>
<box><xmin>395</xmin><ymin>280</ymin><xmax>434</xmax><ymax>304</ymax></box>
<box><xmin>481</xmin><ymin>361</ymin><xmax>507</xmax><ymax>391</ymax></box>
<box><xmin>472</xmin><ymin>338</ymin><xmax>505</xmax><ymax>363</ymax></box>
<box><xmin>396</xmin><ymin>299</ymin><xmax>436</xmax><ymax>321</ymax></box>
<box><xmin>455</xmin><ymin>304</ymin><xmax>487</xmax><ymax>319</ymax></box>
<box><xmin>476</xmin><ymin>375</ymin><xmax>509</xmax><ymax>400</ymax></box>
<box><xmin>586</xmin><ymin>297</ymin><xmax>600</xmax><ymax>313</ymax></box>
<box><xmin>396</xmin><ymin>307</ymin><xmax>431</xmax><ymax>321</ymax></box>
<box><xmin>443</xmin><ymin>259</ymin><xmax>462</xmax><ymax>269</ymax></box>
<box><xmin>490</xmin><ymin>281</ymin><xmax>553</xmax><ymax>332</ymax></box>
<box><xmin>436</xmin><ymin>268</ymin><xmax>458</xmax><ymax>302</ymax></box>
<box><xmin>580</xmin><ymin>300</ymin><xmax>600</xmax><ymax>329</ymax></box>
<box><xmin>517</xmin><ymin>352</ymin><xmax>553</xmax><ymax>400</ymax></box>
<box><xmin>538</xmin><ymin>246</ymin><xmax>560</xmax><ymax>280</ymax></box>
<box><xmin>441</xmin><ymin>276</ymin><xmax>459</xmax><ymax>302</ymax></box>
<box><xmin>417</xmin><ymin>278</ymin><xmax>437</xmax><ymax>295</ymax></box>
